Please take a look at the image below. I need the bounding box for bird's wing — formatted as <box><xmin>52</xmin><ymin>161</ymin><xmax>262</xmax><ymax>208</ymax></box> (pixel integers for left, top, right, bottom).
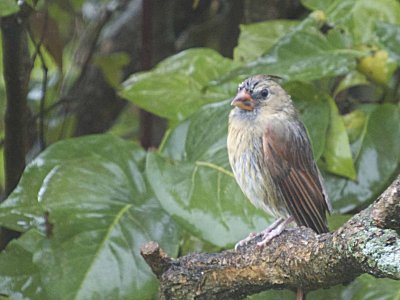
<box><xmin>263</xmin><ymin>121</ymin><xmax>330</xmax><ymax>233</ymax></box>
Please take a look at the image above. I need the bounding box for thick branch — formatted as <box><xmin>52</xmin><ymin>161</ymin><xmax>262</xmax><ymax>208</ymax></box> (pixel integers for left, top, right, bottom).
<box><xmin>141</xmin><ymin>175</ymin><xmax>400</xmax><ymax>299</ymax></box>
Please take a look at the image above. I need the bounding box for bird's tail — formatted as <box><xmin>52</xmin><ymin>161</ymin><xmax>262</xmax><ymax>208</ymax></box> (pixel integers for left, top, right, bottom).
<box><xmin>296</xmin><ymin>288</ymin><xmax>306</xmax><ymax>300</ymax></box>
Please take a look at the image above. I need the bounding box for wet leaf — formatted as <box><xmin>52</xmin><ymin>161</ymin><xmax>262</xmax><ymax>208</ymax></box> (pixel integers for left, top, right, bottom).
<box><xmin>120</xmin><ymin>48</ymin><xmax>239</xmax><ymax>122</ymax></box>
<box><xmin>234</xmin><ymin>20</ymin><xmax>299</xmax><ymax>63</ymax></box>
<box><xmin>0</xmin><ymin>135</ymin><xmax>179</xmax><ymax>299</ymax></box>
<box><xmin>324</xmin><ymin>0</ymin><xmax>400</xmax><ymax>44</ymax></box>
<box><xmin>325</xmin><ymin>104</ymin><xmax>400</xmax><ymax>212</ymax></box>
<box><xmin>223</xmin><ymin>15</ymin><xmax>360</xmax><ymax>83</ymax></box>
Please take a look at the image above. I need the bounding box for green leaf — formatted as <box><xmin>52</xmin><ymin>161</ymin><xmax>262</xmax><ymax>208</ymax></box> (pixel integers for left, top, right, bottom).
<box><xmin>325</xmin><ymin>104</ymin><xmax>400</xmax><ymax>212</ymax></box>
<box><xmin>234</xmin><ymin>20</ymin><xmax>299</xmax><ymax>63</ymax></box>
<box><xmin>351</xmin><ymin>0</ymin><xmax>400</xmax><ymax>44</ymax></box>
<box><xmin>325</xmin><ymin>0</ymin><xmax>400</xmax><ymax>44</ymax></box>
<box><xmin>120</xmin><ymin>48</ymin><xmax>239</xmax><ymax>122</ymax></box>
<box><xmin>376</xmin><ymin>21</ymin><xmax>400</xmax><ymax>64</ymax></box>
<box><xmin>0</xmin><ymin>0</ymin><xmax>19</xmax><ymax>17</ymax></box>
<box><xmin>320</xmin><ymin>97</ymin><xmax>356</xmax><ymax>179</ymax></box>
<box><xmin>0</xmin><ymin>135</ymin><xmax>179</xmax><ymax>299</ymax></box>
<box><xmin>0</xmin><ymin>230</ymin><xmax>48</xmax><ymax>300</ymax></box>
<box><xmin>224</xmin><ymin>15</ymin><xmax>360</xmax><ymax>83</ymax></box>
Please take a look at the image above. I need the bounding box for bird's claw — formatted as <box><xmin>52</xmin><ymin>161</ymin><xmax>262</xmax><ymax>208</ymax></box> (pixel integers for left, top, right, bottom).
<box><xmin>234</xmin><ymin>232</ymin><xmax>258</xmax><ymax>250</ymax></box>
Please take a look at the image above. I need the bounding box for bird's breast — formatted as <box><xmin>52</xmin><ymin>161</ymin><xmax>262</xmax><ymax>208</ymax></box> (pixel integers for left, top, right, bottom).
<box><xmin>227</xmin><ymin>121</ymin><xmax>286</xmax><ymax>217</ymax></box>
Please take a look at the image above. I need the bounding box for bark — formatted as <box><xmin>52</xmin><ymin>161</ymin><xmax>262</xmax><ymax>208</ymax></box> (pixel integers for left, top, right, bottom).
<box><xmin>0</xmin><ymin>8</ymin><xmax>32</xmax><ymax>248</ymax></box>
<box><xmin>141</xmin><ymin>175</ymin><xmax>400</xmax><ymax>299</ymax></box>
<box><xmin>1</xmin><ymin>11</ymin><xmax>31</xmax><ymax>197</ymax></box>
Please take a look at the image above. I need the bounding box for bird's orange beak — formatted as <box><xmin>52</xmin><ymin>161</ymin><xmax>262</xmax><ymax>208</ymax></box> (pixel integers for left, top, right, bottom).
<box><xmin>231</xmin><ymin>90</ymin><xmax>255</xmax><ymax>111</ymax></box>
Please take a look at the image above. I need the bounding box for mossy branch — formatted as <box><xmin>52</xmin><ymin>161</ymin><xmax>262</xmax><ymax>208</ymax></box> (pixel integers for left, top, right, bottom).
<box><xmin>141</xmin><ymin>175</ymin><xmax>400</xmax><ymax>299</ymax></box>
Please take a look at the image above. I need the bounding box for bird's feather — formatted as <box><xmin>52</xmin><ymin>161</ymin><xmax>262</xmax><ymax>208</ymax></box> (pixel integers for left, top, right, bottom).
<box><xmin>263</xmin><ymin>120</ymin><xmax>330</xmax><ymax>234</ymax></box>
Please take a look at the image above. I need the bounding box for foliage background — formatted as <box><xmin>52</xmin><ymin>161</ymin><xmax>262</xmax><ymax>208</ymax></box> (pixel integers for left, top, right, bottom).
<box><xmin>0</xmin><ymin>0</ymin><xmax>399</xmax><ymax>299</ymax></box>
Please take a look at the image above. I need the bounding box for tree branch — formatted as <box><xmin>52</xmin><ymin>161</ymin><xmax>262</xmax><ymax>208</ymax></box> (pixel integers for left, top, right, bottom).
<box><xmin>1</xmin><ymin>9</ymin><xmax>31</xmax><ymax>197</ymax></box>
<box><xmin>141</xmin><ymin>175</ymin><xmax>400</xmax><ymax>299</ymax></box>
<box><xmin>0</xmin><ymin>6</ymin><xmax>32</xmax><ymax>249</ymax></box>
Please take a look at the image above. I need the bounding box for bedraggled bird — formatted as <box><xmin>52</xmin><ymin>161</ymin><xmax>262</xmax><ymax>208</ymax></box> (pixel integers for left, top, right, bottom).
<box><xmin>227</xmin><ymin>75</ymin><xmax>331</xmax><ymax>300</ymax></box>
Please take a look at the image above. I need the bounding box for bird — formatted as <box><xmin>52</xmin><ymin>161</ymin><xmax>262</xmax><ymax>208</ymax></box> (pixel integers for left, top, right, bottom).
<box><xmin>227</xmin><ymin>74</ymin><xmax>331</xmax><ymax>300</ymax></box>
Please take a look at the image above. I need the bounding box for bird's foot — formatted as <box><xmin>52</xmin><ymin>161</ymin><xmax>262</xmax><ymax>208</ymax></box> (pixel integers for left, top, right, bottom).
<box><xmin>234</xmin><ymin>232</ymin><xmax>259</xmax><ymax>250</ymax></box>
<box><xmin>256</xmin><ymin>217</ymin><xmax>293</xmax><ymax>248</ymax></box>
<box><xmin>235</xmin><ymin>217</ymin><xmax>293</xmax><ymax>250</ymax></box>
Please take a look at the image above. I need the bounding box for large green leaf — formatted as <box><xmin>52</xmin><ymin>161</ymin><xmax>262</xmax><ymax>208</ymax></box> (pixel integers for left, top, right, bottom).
<box><xmin>349</xmin><ymin>0</ymin><xmax>400</xmax><ymax>44</ymax></box>
<box><xmin>325</xmin><ymin>104</ymin><xmax>400</xmax><ymax>212</ymax></box>
<box><xmin>120</xmin><ymin>48</ymin><xmax>239</xmax><ymax>122</ymax></box>
<box><xmin>322</xmin><ymin>0</ymin><xmax>400</xmax><ymax>44</ymax></box>
<box><xmin>222</xmin><ymin>14</ymin><xmax>360</xmax><ymax>83</ymax></box>
<box><xmin>0</xmin><ymin>135</ymin><xmax>179</xmax><ymax>299</ymax></box>
<box><xmin>234</xmin><ymin>20</ymin><xmax>299</xmax><ymax>63</ymax></box>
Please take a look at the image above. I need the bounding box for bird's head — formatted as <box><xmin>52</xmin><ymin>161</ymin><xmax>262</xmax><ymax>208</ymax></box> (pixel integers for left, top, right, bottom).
<box><xmin>231</xmin><ymin>74</ymin><xmax>292</xmax><ymax>114</ymax></box>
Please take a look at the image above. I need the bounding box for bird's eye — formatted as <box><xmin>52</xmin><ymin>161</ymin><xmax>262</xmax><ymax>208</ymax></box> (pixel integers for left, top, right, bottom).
<box><xmin>261</xmin><ymin>89</ymin><xmax>269</xmax><ymax>98</ymax></box>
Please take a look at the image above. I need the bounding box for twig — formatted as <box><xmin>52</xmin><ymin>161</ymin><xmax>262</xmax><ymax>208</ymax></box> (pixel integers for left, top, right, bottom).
<box><xmin>27</xmin><ymin>9</ymin><xmax>49</xmax><ymax>150</ymax></box>
<box><xmin>139</xmin><ymin>0</ymin><xmax>154</xmax><ymax>149</ymax></box>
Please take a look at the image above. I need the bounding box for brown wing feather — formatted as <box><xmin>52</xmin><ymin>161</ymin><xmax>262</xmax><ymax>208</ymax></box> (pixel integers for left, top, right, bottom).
<box><xmin>264</xmin><ymin>121</ymin><xmax>329</xmax><ymax>234</ymax></box>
